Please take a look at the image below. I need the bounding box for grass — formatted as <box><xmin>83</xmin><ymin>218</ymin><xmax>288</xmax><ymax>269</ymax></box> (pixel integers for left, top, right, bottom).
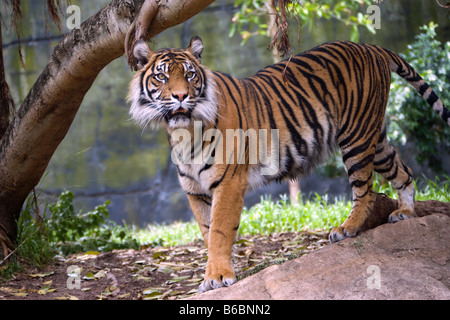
<box><xmin>135</xmin><ymin>221</ymin><xmax>201</xmax><ymax>247</ymax></box>
<box><xmin>239</xmin><ymin>194</ymin><xmax>350</xmax><ymax>235</ymax></box>
<box><xmin>135</xmin><ymin>193</ymin><xmax>351</xmax><ymax>246</ymax></box>
<box><xmin>137</xmin><ymin>175</ymin><xmax>450</xmax><ymax>246</ymax></box>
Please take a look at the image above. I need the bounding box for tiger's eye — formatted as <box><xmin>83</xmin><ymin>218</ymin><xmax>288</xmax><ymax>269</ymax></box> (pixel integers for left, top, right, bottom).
<box><xmin>186</xmin><ymin>71</ymin><xmax>195</xmax><ymax>79</ymax></box>
<box><xmin>155</xmin><ymin>73</ymin><xmax>167</xmax><ymax>81</ymax></box>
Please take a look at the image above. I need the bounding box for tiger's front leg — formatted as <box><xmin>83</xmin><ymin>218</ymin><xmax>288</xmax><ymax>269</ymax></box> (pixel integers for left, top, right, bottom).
<box><xmin>198</xmin><ymin>175</ymin><xmax>247</xmax><ymax>293</ymax></box>
<box><xmin>186</xmin><ymin>193</ymin><xmax>212</xmax><ymax>247</ymax></box>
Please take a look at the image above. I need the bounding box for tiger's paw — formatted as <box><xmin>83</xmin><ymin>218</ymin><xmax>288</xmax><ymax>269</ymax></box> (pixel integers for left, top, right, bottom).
<box><xmin>198</xmin><ymin>261</ymin><xmax>236</xmax><ymax>293</ymax></box>
<box><xmin>198</xmin><ymin>272</ymin><xmax>236</xmax><ymax>293</ymax></box>
<box><xmin>388</xmin><ymin>209</ymin><xmax>415</xmax><ymax>223</ymax></box>
<box><xmin>329</xmin><ymin>225</ymin><xmax>358</xmax><ymax>243</ymax></box>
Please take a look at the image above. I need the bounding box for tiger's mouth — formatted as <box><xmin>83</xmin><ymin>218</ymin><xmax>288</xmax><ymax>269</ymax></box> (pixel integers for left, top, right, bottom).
<box><xmin>166</xmin><ymin>107</ymin><xmax>192</xmax><ymax>128</ymax></box>
<box><xmin>167</xmin><ymin>107</ymin><xmax>191</xmax><ymax>120</ymax></box>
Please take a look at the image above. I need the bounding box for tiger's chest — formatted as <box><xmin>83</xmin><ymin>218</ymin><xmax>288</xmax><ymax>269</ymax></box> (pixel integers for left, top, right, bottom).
<box><xmin>176</xmin><ymin>163</ymin><xmax>216</xmax><ymax>196</ymax></box>
<box><xmin>176</xmin><ymin>161</ymin><xmax>276</xmax><ymax>196</ymax></box>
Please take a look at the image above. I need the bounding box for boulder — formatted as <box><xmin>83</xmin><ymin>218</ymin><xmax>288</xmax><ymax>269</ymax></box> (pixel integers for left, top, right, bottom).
<box><xmin>191</xmin><ymin>214</ymin><xmax>450</xmax><ymax>300</ymax></box>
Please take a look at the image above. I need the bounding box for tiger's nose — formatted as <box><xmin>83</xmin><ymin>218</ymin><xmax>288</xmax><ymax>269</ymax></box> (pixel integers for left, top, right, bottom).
<box><xmin>172</xmin><ymin>91</ymin><xmax>188</xmax><ymax>102</ymax></box>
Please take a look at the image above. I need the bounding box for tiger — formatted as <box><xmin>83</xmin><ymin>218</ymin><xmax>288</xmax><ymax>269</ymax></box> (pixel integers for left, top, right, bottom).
<box><xmin>127</xmin><ymin>36</ymin><xmax>450</xmax><ymax>293</ymax></box>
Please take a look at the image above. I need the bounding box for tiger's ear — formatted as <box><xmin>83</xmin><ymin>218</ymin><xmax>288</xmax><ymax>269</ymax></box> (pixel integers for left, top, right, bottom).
<box><xmin>133</xmin><ymin>40</ymin><xmax>153</xmax><ymax>70</ymax></box>
<box><xmin>187</xmin><ymin>36</ymin><xmax>204</xmax><ymax>63</ymax></box>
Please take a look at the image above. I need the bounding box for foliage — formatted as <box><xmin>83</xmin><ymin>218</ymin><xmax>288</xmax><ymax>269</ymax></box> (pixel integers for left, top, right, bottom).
<box><xmin>230</xmin><ymin>0</ymin><xmax>376</xmax><ymax>46</ymax></box>
<box><xmin>373</xmin><ymin>174</ymin><xmax>450</xmax><ymax>203</ymax></box>
<box><xmin>46</xmin><ymin>191</ymin><xmax>140</xmax><ymax>255</ymax></box>
<box><xmin>1</xmin><ymin>191</ymin><xmax>140</xmax><ymax>278</ymax></box>
<box><xmin>387</xmin><ymin>22</ymin><xmax>450</xmax><ymax>172</ymax></box>
<box><xmin>135</xmin><ymin>221</ymin><xmax>201</xmax><ymax>248</ymax></box>
<box><xmin>0</xmin><ymin>195</ymin><xmax>55</xmax><ymax>278</ymax></box>
<box><xmin>240</xmin><ymin>193</ymin><xmax>350</xmax><ymax>235</ymax></box>
<box><xmin>138</xmin><ymin>176</ymin><xmax>450</xmax><ymax>246</ymax></box>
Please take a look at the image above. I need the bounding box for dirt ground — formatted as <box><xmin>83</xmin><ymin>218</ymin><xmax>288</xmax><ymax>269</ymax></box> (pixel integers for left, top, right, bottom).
<box><xmin>0</xmin><ymin>231</ymin><xmax>328</xmax><ymax>300</ymax></box>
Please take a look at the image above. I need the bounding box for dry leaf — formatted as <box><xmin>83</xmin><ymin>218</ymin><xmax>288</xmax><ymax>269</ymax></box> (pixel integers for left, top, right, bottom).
<box><xmin>28</xmin><ymin>272</ymin><xmax>54</xmax><ymax>278</ymax></box>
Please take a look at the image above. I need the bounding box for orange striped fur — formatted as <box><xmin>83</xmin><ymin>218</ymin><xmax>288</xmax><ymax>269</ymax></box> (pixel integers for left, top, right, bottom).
<box><xmin>128</xmin><ymin>37</ymin><xmax>449</xmax><ymax>292</ymax></box>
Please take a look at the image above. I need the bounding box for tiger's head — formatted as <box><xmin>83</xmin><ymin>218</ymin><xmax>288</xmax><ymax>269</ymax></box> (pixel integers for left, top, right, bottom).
<box><xmin>128</xmin><ymin>36</ymin><xmax>217</xmax><ymax>130</ymax></box>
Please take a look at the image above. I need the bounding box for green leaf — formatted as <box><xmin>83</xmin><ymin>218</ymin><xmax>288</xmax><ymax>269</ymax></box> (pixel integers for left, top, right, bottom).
<box><xmin>350</xmin><ymin>25</ymin><xmax>360</xmax><ymax>42</ymax></box>
<box><xmin>165</xmin><ymin>275</ymin><xmax>191</xmax><ymax>285</ymax></box>
<box><xmin>83</xmin><ymin>272</ymin><xmax>95</xmax><ymax>280</ymax></box>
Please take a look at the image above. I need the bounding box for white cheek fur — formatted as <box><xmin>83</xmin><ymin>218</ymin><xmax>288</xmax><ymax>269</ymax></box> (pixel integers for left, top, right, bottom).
<box><xmin>128</xmin><ymin>68</ymin><xmax>219</xmax><ymax>130</ymax></box>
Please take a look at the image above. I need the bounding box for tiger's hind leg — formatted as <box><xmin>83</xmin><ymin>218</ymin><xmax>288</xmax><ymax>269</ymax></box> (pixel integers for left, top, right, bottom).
<box><xmin>373</xmin><ymin>130</ymin><xmax>415</xmax><ymax>223</ymax></box>
<box><xmin>329</xmin><ymin>138</ymin><xmax>378</xmax><ymax>243</ymax></box>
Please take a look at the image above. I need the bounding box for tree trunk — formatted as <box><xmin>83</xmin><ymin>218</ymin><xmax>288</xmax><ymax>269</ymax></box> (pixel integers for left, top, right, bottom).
<box><xmin>0</xmin><ymin>21</ymin><xmax>15</xmax><ymax>141</ymax></box>
<box><xmin>0</xmin><ymin>0</ymin><xmax>215</xmax><ymax>258</ymax></box>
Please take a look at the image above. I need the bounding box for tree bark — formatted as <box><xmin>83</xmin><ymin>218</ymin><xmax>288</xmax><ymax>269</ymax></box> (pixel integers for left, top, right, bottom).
<box><xmin>0</xmin><ymin>0</ymin><xmax>215</xmax><ymax>257</ymax></box>
<box><xmin>0</xmin><ymin>22</ymin><xmax>15</xmax><ymax>140</ymax></box>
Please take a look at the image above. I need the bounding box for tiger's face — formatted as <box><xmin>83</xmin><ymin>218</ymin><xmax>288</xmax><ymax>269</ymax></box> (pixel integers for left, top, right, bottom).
<box><xmin>128</xmin><ymin>36</ymin><xmax>217</xmax><ymax>130</ymax></box>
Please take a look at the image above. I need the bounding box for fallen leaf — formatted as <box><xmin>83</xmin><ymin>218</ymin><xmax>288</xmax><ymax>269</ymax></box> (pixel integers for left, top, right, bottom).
<box><xmin>135</xmin><ymin>276</ymin><xmax>151</xmax><ymax>281</ymax></box>
<box><xmin>38</xmin><ymin>285</ymin><xmax>56</xmax><ymax>295</ymax></box>
<box><xmin>142</xmin><ymin>288</ymin><xmax>162</xmax><ymax>295</ymax></box>
<box><xmin>152</xmin><ymin>252</ymin><xmax>166</xmax><ymax>260</ymax></box>
<box><xmin>94</xmin><ymin>270</ymin><xmax>106</xmax><ymax>279</ymax></box>
<box><xmin>13</xmin><ymin>292</ymin><xmax>28</xmax><ymax>297</ymax></box>
<box><xmin>118</xmin><ymin>293</ymin><xmax>131</xmax><ymax>299</ymax></box>
<box><xmin>142</xmin><ymin>288</ymin><xmax>163</xmax><ymax>300</ymax></box>
<box><xmin>84</xmin><ymin>251</ymin><xmax>100</xmax><ymax>256</ymax></box>
<box><xmin>156</xmin><ymin>265</ymin><xmax>173</xmax><ymax>274</ymax></box>
<box><xmin>55</xmin><ymin>294</ymin><xmax>79</xmax><ymax>300</ymax></box>
<box><xmin>165</xmin><ymin>275</ymin><xmax>191</xmax><ymax>285</ymax></box>
<box><xmin>28</xmin><ymin>272</ymin><xmax>54</xmax><ymax>278</ymax></box>
<box><xmin>236</xmin><ymin>239</ymin><xmax>253</xmax><ymax>246</ymax></box>
<box><xmin>83</xmin><ymin>272</ymin><xmax>95</xmax><ymax>280</ymax></box>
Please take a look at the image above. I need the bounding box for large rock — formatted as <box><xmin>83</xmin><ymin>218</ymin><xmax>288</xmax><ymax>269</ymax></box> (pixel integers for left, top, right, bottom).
<box><xmin>192</xmin><ymin>214</ymin><xmax>450</xmax><ymax>300</ymax></box>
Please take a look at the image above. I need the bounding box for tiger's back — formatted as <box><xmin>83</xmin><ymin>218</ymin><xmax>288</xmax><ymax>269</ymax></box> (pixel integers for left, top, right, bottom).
<box><xmin>128</xmin><ymin>38</ymin><xmax>449</xmax><ymax>293</ymax></box>
<box><xmin>211</xmin><ymin>41</ymin><xmax>394</xmax><ymax>187</ymax></box>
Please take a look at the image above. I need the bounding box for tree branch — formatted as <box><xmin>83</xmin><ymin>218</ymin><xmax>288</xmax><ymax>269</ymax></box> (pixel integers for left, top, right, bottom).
<box><xmin>125</xmin><ymin>0</ymin><xmax>159</xmax><ymax>70</ymax></box>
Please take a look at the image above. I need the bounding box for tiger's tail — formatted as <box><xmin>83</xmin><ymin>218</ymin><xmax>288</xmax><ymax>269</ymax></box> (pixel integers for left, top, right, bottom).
<box><xmin>378</xmin><ymin>46</ymin><xmax>450</xmax><ymax>126</ymax></box>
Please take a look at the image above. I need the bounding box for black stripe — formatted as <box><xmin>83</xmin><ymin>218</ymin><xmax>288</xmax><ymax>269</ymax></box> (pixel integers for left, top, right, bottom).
<box><xmin>351</xmin><ymin>178</ymin><xmax>369</xmax><ymax>189</ymax></box>
<box><xmin>186</xmin><ymin>192</ymin><xmax>212</xmax><ymax>206</ymax></box>
<box><xmin>209</xmin><ymin>165</ymin><xmax>230</xmax><ymax>190</ymax></box>
<box><xmin>426</xmin><ymin>91</ymin><xmax>439</xmax><ymax>106</ymax></box>
<box><xmin>214</xmin><ymin>72</ymin><xmax>244</xmax><ymax>129</ymax></box>
<box><xmin>386</xmin><ymin>164</ymin><xmax>399</xmax><ymax>181</ymax></box>
<box><xmin>347</xmin><ymin>154</ymin><xmax>374</xmax><ymax>177</ymax></box>
<box><xmin>441</xmin><ymin>106</ymin><xmax>450</xmax><ymax>121</ymax></box>
<box><xmin>257</xmin><ymin>72</ymin><xmax>309</xmax><ymax>158</ymax></box>
<box><xmin>418</xmin><ymin>82</ymin><xmax>429</xmax><ymax>95</ymax></box>
<box><xmin>186</xmin><ymin>192</ymin><xmax>212</xmax><ymax>199</ymax></box>
<box><xmin>177</xmin><ymin>166</ymin><xmax>195</xmax><ymax>180</ymax></box>
<box><xmin>374</xmin><ymin>150</ymin><xmax>396</xmax><ymax>167</ymax></box>
<box><xmin>316</xmin><ymin>43</ymin><xmax>353</xmax><ymax>82</ymax></box>
<box><xmin>342</xmin><ymin>130</ymin><xmax>378</xmax><ymax>163</ymax></box>
<box><xmin>247</xmin><ymin>78</ymin><xmax>277</xmax><ymax>129</ymax></box>
<box><xmin>406</xmin><ymin>74</ymin><xmax>422</xmax><ymax>82</ymax></box>
<box><xmin>199</xmin><ymin>163</ymin><xmax>212</xmax><ymax>175</ymax></box>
